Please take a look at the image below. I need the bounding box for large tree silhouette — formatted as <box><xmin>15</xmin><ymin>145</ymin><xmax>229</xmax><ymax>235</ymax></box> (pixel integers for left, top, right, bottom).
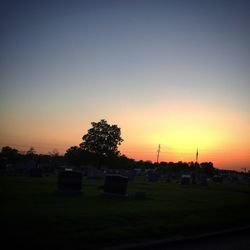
<box><xmin>80</xmin><ymin>120</ymin><xmax>123</xmax><ymax>166</ymax></box>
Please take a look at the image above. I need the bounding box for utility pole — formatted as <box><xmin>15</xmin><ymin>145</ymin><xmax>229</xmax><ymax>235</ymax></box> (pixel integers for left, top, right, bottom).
<box><xmin>193</xmin><ymin>147</ymin><xmax>199</xmax><ymax>185</ymax></box>
<box><xmin>195</xmin><ymin>147</ymin><xmax>199</xmax><ymax>163</ymax></box>
<box><xmin>241</xmin><ymin>168</ymin><xmax>247</xmax><ymax>173</ymax></box>
<box><xmin>156</xmin><ymin>144</ymin><xmax>161</xmax><ymax>164</ymax></box>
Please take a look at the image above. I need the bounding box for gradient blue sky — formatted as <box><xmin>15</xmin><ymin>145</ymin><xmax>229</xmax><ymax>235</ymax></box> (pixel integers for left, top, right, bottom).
<box><xmin>1</xmin><ymin>0</ymin><xmax>249</xmax><ymax>169</ymax></box>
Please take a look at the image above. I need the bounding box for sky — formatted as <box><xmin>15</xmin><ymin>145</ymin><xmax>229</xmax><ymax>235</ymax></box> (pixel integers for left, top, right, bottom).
<box><xmin>1</xmin><ymin>0</ymin><xmax>249</xmax><ymax>170</ymax></box>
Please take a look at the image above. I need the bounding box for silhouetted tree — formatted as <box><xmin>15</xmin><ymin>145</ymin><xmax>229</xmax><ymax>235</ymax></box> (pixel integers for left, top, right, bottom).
<box><xmin>26</xmin><ymin>147</ymin><xmax>36</xmax><ymax>156</ymax></box>
<box><xmin>65</xmin><ymin>146</ymin><xmax>83</xmax><ymax>166</ymax></box>
<box><xmin>80</xmin><ymin>119</ymin><xmax>123</xmax><ymax>167</ymax></box>
<box><xmin>64</xmin><ymin>146</ymin><xmax>98</xmax><ymax>167</ymax></box>
<box><xmin>200</xmin><ymin>162</ymin><xmax>215</xmax><ymax>177</ymax></box>
<box><xmin>49</xmin><ymin>148</ymin><xmax>59</xmax><ymax>157</ymax></box>
<box><xmin>1</xmin><ymin>146</ymin><xmax>19</xmax><ymax>162</ymax></box>
<box><xmin>104</xmin><ymin>154</ymin><xmax>135</xmax><ymax>170</ymax></box>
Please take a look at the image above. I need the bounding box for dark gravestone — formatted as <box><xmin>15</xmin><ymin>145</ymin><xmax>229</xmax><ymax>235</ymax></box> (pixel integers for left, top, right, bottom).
<box><xmin>181</xmin><ymin>174</ymin><xmax>191</xmax><ymax>185</ymax></box>
<box><xmin>0</xmin><ymin>158</ymin><xmax>7</xmax><ymax>175</ymax></box>
<box><xmin>57</xmin><ymin>171</ymin><xmax>82</xmax><ymax>195</ymax></box>
<box><xmin>147</xmin><ymin>172</ymin><xmax>159</xmax><ymax>182</ymax></box>
<box><xmin>199</xmin><ymin>175</ymin><xmax>208</xmax><ymax>186</ymax></box>
<box><xmin>101</xmin><ymin>174</ymin><xmax>128</xmax><ymax>198</ymax></box>
<box><xmin>191</xmin><ymin>172</ymin><xmax>197</xmax><ymax>184</ymax></box>
<box><xmin>212</xmin><ymin>175</ymin><xmax>223</xmax><ymax>183</ymax></box>
<box><xmin>38</xmin><ymin>163</ymin><xmax>54</xmax><ymax>176</ymax></box>
<box><xmin>29</xmin><ymin>168</ymin><xmax>43</xmax><ymax>177</ymax></box>
<box><xmin>25</xmin><ymin>160</ymin><xmax>37</xmax><ymax>175</ymax></box>
<box><xmin>87</xmin><ymin>166</ymin><xmax>104</xmax><ymax>179</ymax></box>
<box><xmin>159</xmin><ymin>175</ymin><xmax>170</xmax><ymax>183</ymax></box>
<box><xmin>6</xmin><ymin>164</ymin><xmax>15</xmax><ymax>175</ymax></box>
<box><xmin>128</xmin><ymin>170</ymin><xmax>137</xmax><ymax>181</ymax></box>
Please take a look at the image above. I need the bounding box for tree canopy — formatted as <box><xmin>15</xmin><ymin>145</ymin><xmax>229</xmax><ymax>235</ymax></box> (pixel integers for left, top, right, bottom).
<box><xmin>1</xmin><ymin>146</ymin><xmax>19</xmax><ymax>161</ymax></box>
<box><xmin>80</xmin><ymin>119</ymin><xmax>123</xmax><ymax>157</ymax></box>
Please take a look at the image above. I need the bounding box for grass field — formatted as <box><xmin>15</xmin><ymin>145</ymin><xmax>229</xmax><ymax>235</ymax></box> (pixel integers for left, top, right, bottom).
<box><xmin>1</xmin><ymin>175</ymin><xmax>250</xmax><ymax>249</ymax></box>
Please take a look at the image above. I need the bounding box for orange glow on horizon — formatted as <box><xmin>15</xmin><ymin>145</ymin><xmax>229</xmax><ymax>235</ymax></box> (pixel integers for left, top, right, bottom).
<box><xmin>1</xmin><ymin>102</ymin><xmax>249</xmax><ymax>170</ymax></box>
<box><xmin>117</xmin><ymin>102</ymin><xmax>250</xmax><ymax>170</ymax></box>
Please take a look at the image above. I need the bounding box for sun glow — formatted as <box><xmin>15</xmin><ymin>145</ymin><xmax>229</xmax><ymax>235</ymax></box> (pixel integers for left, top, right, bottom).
<box><xmin>149</xmin><ymin>125</ymin><xmax>219</xmax><ymax>151</ymax></box>
<box><xmin>117</xmin><ymin>101</ymin><xmax>250</xmax><ymax>168</ymax></box>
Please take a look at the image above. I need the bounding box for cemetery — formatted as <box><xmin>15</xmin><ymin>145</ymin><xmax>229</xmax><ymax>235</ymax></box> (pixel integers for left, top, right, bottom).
<box><xmin>1</xmin><ymin>173</ymin><xmax>250</xmax><ymax>249</ymax></box>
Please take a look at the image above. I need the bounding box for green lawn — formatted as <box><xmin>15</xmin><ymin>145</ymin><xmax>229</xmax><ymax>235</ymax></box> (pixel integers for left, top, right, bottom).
<box><xmin>1</xmin><ymin>176</ymin><xmax>250</xmax><ymax>249</ymax></box>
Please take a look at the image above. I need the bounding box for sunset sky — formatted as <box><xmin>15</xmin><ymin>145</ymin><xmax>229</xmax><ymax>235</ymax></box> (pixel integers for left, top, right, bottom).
<box><xmin>1</xmin><ymin>0</ymin><xmax>249</xmax><ymax>170</ymax></box>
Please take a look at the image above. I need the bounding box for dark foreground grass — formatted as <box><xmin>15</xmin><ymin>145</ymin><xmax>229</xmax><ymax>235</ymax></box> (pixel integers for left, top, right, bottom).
<box><xmin>1</xmin><ymin>176</ymin><xmax>250</xmax><ymax>249</ymax></box>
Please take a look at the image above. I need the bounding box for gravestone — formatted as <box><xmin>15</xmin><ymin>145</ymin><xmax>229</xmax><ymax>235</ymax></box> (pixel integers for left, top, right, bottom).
<box><xmin>127</xmin><ymin>170</ymin><xmax>137</xmax><ymax>181</ymax></box>
<box><xmin>0</xmin><ymin>157</ymin><xmax>7</xmax><ymax>175</ymax></box>
<box><xmin>38</xmin><ymin>163</ymin><xmax>54</xmax><ymax>176</ymax></box>
<box><xmin>160</xmin><ymin>175</ymin><xmax>170</xmax><ymax>183</ymax></box>
<box><xmin>57</xmin><ymin>170</ymin><xmax>83</xmax><ymax>194</ymax></box>
<box><xmin>212</xmin><ymin>175</ymin><xmax>223</xmax><ymax>182</ymax></box>
<box><xmin>191</xmin><ymin>172</ymin><xmax>197</xmax><ymax>184</ymax></box>
<box><xmin>181</xmin><ymin>174</ymin><xmax>191</xmax><ymax>185</ymax></box>
<box><xmin>199</xmin><ymin>175</ymin><xmax>208</xmax><ymax>186</ymax></box>
<box><xmin>29</xmin><ymin>167</ymin><xmax>43</xmax><ymax>177</ymax></box>
<box><xmin>6</xmin><ymin>164</ymin><xmax>15</xmax><ymax>175</ymax></box>
<box><xmin>87</xmin><ymin>166</ymin><xmax>104</xmax><ymax>179</ymax></box>
<box><xmin>26</xmin><ymin>159</ymin><xmax>36</xmax><ymax>169</ymax></box>
<box><xmin>101</xmin><ymin>174</ymin><xmax>128</xmax><ymax>198</ymax></box>
<box><xmin>147</xmin><ymin>172</ymin><xmax>159</xmax><ymax>182</ymax></box>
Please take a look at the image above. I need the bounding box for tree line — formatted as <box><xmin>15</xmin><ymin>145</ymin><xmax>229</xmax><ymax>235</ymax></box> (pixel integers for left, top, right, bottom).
<box><xmin>0</xmin><ymin>119</ymin><xmax>216</xmax><ymax>175</ymax></box>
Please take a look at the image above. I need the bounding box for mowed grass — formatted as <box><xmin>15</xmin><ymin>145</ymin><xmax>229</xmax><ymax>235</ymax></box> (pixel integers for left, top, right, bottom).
<box><xmin>1</xmin><ymin>175</ymin><xmax>250</xmax><ymax>249</ymax></box>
